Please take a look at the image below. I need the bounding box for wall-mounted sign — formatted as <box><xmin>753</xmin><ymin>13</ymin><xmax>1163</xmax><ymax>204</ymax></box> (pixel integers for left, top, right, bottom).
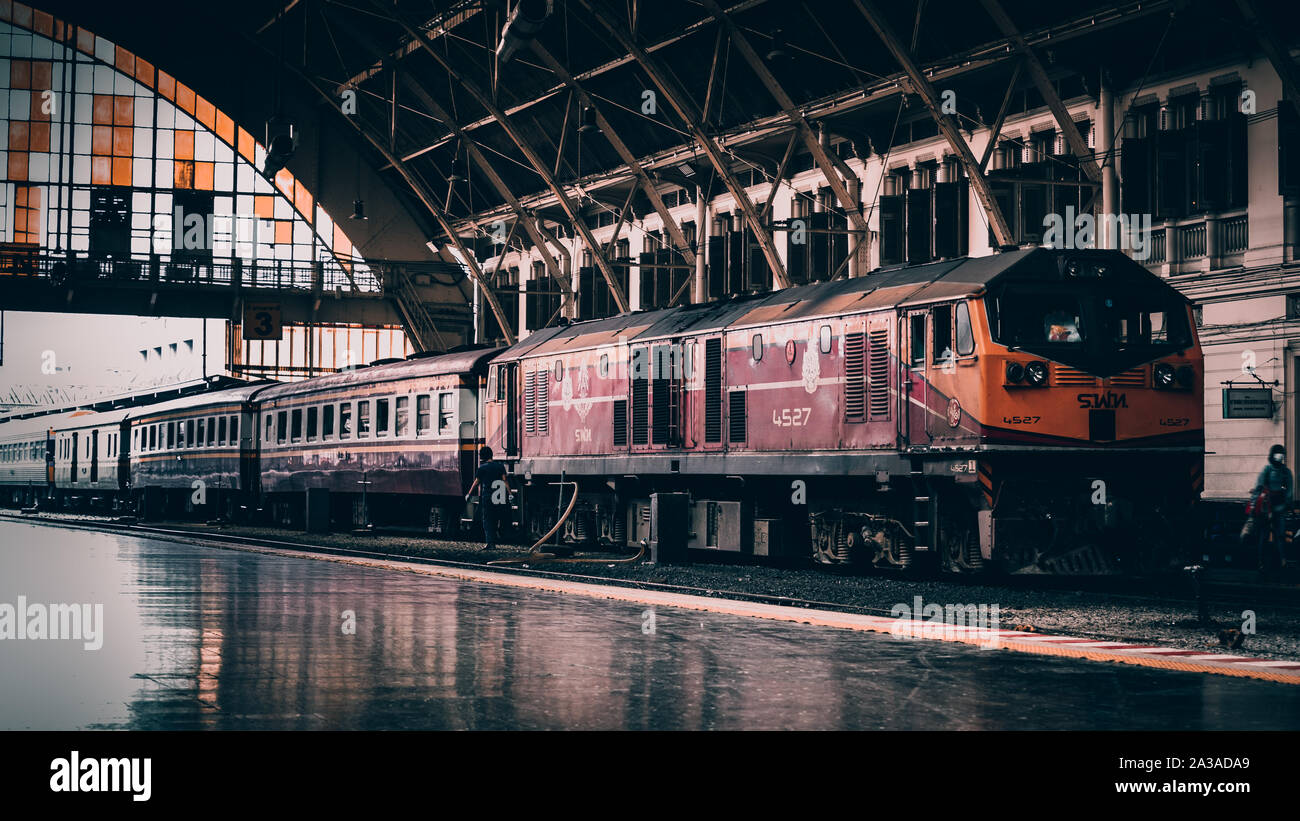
<box><xmin>1222</xmin><ymin>388</ymin><xmax>1273</xmax><ymax>419</ymax></box>
<box><xmin>242</xmin><ymin>303</ymin><xmax>283</xmax><ymax>340</ymax></box>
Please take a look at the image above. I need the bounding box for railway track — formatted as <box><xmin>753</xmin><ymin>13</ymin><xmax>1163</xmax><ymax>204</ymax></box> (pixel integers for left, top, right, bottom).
<box><xmin>5</xmin><ymin>509</ymin><xmax>1300</xmax><ymax>617</ymax></box>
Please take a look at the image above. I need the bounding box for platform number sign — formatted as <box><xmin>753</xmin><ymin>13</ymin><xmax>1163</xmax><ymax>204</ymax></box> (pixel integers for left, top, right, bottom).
<box><xmin>243</xmin><ymin>303</ymin><xmax>283</xmax><ymax>340</ymax></box>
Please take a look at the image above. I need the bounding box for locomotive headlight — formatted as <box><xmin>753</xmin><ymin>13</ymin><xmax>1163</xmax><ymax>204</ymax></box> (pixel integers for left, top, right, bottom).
<box><xmin>1005</xmin><ymin>362</ymin><xmax>1025</xmax><ymax>383</ymax></box>
<box><xmin>1154</xmin><ymin>362</ymin><xmax>1176</xmax><ymax>389</ymax></box>
<box><xmin>1024</xmin><ymin>361</ymin><xmax>1048</xmax><ymax>387</ymax></box>
<box><xmin>1176</xmin><ymin>365</ymin><xmax>1194</xmax><ymax>388</ymax></box>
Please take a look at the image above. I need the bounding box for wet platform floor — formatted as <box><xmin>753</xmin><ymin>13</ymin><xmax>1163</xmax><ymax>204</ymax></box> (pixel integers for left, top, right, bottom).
<box><xmin>2</xmin><ymin>519</ymin><xmax>1298</xmax><ymax>730</ymax></box>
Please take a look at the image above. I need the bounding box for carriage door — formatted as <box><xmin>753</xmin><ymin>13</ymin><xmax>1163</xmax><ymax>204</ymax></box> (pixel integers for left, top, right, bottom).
<box><xmin>503</xmin><ymin>362</ymin><xmax>520</xmax><ymax>457</ymax></box>
<box><xmin>70</xmin><ymin>432</ymin><xmax>79</xmax><ymax>482</ymax></box>
<box><xmin>900</xmin><ymin>310</ymin><xmax>930</xmax><ymax>448</ymax></box>
<box><xmin>90</xmin><ymin>429</ymin><xmax>99</xmax><ymax>483</ymax></box>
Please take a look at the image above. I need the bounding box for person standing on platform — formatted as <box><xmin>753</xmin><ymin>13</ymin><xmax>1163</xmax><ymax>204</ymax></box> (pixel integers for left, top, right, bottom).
<box><xmin>1252</xmin><ymin>444</ymin><xmax>1293</xmax><ymax>573</ymax></box>
<box><xmin>465</xmin><ymin>446</ymin><xmax>510</xmax><ymax>551</ymax></box>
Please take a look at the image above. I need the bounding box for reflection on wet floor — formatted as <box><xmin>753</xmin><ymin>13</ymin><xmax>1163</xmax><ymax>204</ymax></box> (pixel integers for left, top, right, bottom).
<box><xmin>2</xmin><ymin>519</ymin><xmax>1299</xmax><ymax>730</ymax></box>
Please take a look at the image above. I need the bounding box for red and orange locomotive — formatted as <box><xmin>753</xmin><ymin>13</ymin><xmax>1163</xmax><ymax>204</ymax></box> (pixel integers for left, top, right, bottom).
<box><xmin>485</xmin><ymin>248</ymin><xmax>1203</xmax><ymax>573</ymax></box>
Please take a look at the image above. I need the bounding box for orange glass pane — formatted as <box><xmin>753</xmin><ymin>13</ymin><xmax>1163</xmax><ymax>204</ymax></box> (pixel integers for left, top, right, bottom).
<box><xmin>114</xmin><ymin>46</ymin><xmax>133</xmax><ymax>76</ymax></box>
<box><xmin>195</xmin><ymin>96</ymin><xmax>215</xmax><ymax>130</ymax></box>
<box><xmin>31</xmin><ymin>61</ymin><xmax>50</xmax><ymax>89</ymax></box>
<box><xmin>9</xmin><ymin>60</ymin><xmax>29</xmax><ymax>89</ymax></box>
<box><xmin>112</xmin><ymin>156</ymin><xmax>132</xmax><ymax>186</ymax></box>
<box><xmin>135</xmin><ymin>57</ymin><xmax>154</xmax><ymax>86</ymax></box>
<box><xmin>275</xmin><ymin>220</ymin><xmax>292</xmax><ymax>245</ymax></box>
<box><xmin>12</xmin><ymin>2</ymin><xmax>30</xmax><ymax>28</ymax></box>
<box><xmin>77</xmin><ymin>28</ymin><xmax>94</xmax><ymax>55</ymax></box>
<box><xmin>7</xmin><ymin>153</ymin><xmax>27</xmax><ymax>181</ymax></box>
<box><xmin>8</xmin><ymin>122</ymin><xmax>28</xmax><ymax>150</ymax></box>
<box><xmin>32</xmin><ymin>8</ymin><xmax>50</xmax><ymax>36</ymax></box>
<box><xmin>274</xmin><ymin>167</ymin><xmax>293</xmax><ymax>198</ymax></box>
<box><xmin>92</xmin><ymin>94</ymin><xmax>112</xmax><ymax>124</ymax></box>
<box><xmin>14</xmin><ymin>187</ymin><xmax>27</xmax><ymax>207</ymax></box>
<box><xmin>25</xmin><ymin>208</ymin><xmax>40</xmax><ymax>236</ymax></box>
<box><xmin>174</xmin><ymin>159</ymin><xmax>194</xmax><ymax>189</ymax></box>
<box><xmin>334</xmin><ymin>224</ymin><xmax>352</xmax><ymax>259</ymax></box>
<box><xmin>91</xmin><ymin>156</ymin><xmax>110</xmax><ymax>185</ymax></box>
<box><xmin>112</xmin><ymin>126</ymin><xmax>132</xmax><ymax>156</ymax></box>
<box><xmin>157</xmin><ymin>70</ymin><xmax>175</xmax><ymax>100</ymax></box>
<box><xmin>174</xmin><ymin>130</ymin><xmax>194</xmax><ymax>160</ymax></box>
<box><xmin>195</xmin><ymin>161</ymin><xmax>214</xmax><ymax>190</ymax></box>
<box><xmin>91</xmin><ymin>125</ymin><xmax>111</xmax><ymax>155</ymax></box>
<box><xmin>293</xmin><ymin>181</ymin><xmax>312</xmax><ymax>220</ymax></box>
<box><xmin>175</xmin><ymin>82</ymin><xmax>195</xmax><ymax>114</ymax></box>
<box><xmin>254</xmin><ymin>195</ymin><xmax>274</xmax><ymax>219</ymax></box>
<box><xmin>28</xmin><ymin>122</ymin><xmax>48</xmax><ymax>152</ymax></box>
<box><xmin>113</xmin><ymin>96</ymin><xmax>134</xmax><ymax>126</ymax></box>
<box><xmin>237</xmin><ymin>127</ymin><xmax>255</xmax><ymax>161</ymax></box>
<box><xmin>215</xmin><ymin>112</ymin><xmax>235</xmax><ymax>146</ymax></box>
<box><xmin>28</xmin><ymin>91</ymin><xmax>47</xmax><ymax>122</ymax></box>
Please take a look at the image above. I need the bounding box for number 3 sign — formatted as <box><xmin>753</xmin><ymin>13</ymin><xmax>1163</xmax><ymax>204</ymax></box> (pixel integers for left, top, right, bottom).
<box><xmin>243</xmin><ymin>303</ymin><xmax>283</xmax><ymax>340</ymax></box>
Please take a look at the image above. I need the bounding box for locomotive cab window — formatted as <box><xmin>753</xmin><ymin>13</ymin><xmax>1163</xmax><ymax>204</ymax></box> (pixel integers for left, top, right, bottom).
<box><xmin>955</xmin><ymin>302</ymin><xmax>975</xmax><ymax>356</ymax></box>
<box><xmin>910</xmin><ymin>315</ymin><xmax>926</xmax><ymax>368</ymax></box>
<box><xmin>932</xmin><ymin>305</ymin><xmax>953</xmax><ymax>364</ymax></box>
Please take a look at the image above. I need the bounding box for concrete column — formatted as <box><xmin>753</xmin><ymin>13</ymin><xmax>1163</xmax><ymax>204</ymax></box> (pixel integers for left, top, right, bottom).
<box><xmin>693</xmin><ymin>186</ymin><xmax>708</xmax><ymax>304</ymax></box>
<box><xmin>1098</xmin><ymin>78</ymin><xmax>1118</xmax><ymax>249</ymax></box>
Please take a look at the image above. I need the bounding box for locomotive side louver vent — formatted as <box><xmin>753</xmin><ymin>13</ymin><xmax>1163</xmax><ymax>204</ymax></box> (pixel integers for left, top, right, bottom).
<box><xmin>652</xmin><ymin>346</ymin><xmax>670</xmax><ymax>445</ymax></box>
<box><xmin>845</xmin><ymin>331</ymin><xmax>866</xmax><ymax>422</ymax></box>
<box><xmin>632</xmin><ymin>368</ymin><xmax>649</xmax><ymax>445</ymax></box>
<box><xmin>729</xmin><ymin>390</ymin><xmax>747</xmax><ymax>443</ymax></box>
<box><xmin>705</xmin><ymin>338</ymin><xmax>722</xmax><ymax>443</ymax></box>
<box><xmin>524</xmin><ymin>370</ymin><xmax>536</xmax><ymax>435</ymax></box>
<box><xmin>536</xmin><ymin>370</ymin><xmax>549</xmax><ymax>434</ymax></box>
<box><xmin>613</xmin><ymin>399</ymin><xmax>628</xmax><ymax>447</ymax></box>
<box><xmin>868</xmin><ymin>328</ymin><xmax>890</xmax><ymax>420</ymax></box>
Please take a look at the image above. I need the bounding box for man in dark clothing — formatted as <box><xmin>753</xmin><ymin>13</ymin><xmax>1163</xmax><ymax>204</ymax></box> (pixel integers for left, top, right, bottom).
<box><xmin>465</xmin><ymin>446</ymin><xmax>510</xmax><ymax>551</ymax></box>
<box><xmin>1253</xmin><ymin>444</ymin><xmax>1293</xmax><ymax>572</ymax></box>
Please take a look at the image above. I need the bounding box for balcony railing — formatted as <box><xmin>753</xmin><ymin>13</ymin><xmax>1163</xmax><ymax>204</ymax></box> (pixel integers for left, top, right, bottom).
<box><xmin>1180</xmin><ymin>223</ymin><xmax>1206</xmax><ymax>259</ymax></box>
<box><xmin>1221</xmin><ymin>214</ymin><xmax>1249</xmax><ymax>254</ymax></box>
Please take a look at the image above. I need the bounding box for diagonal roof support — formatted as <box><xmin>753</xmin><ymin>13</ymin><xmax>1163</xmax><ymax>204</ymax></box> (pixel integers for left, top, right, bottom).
<box><xmin>383</xmin><ymin>2</ymin><xmax>630</xmax><ymax>313</ymax></box>
<box><xmin>979</xmin><ymin>58</ymin><xmax>1024</xmax><ymax>172</ymax></box>
<box><xmin>290</xmin><ymin>71</ymin><xmax>515</xmax><ymax>345</ymax></box>
<box><xmin>852</xmin><ymin>0</ymin><xmax>1015</xmax><ymax>248</ymax></box>
<box><xmin>701</xmin><ymin>0</ymin><xmax>867</xmax><ymax>239</ymax></box>
<box><xmin>530</xmin><ymin>43</ymin><xmax>697</xmax><ymax>269</ymax></box>
<box><xmin>978</xmin><ymin>0</ymin><xmax>1101</xmax><ymax>183</ymax></box>
<box><xmin>576</xmin><ymin>0</ymin><xmax>790</xmax><ymax>289</ymax></box>
<box><xmin>1233</xmin><ymin>0</ymin><xmax>1300</xmax><ymax>110</ymax></box>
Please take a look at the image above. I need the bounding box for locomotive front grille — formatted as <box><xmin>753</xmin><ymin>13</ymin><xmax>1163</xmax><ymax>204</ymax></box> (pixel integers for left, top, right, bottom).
<box><xmin>1053</xmin><ymin>365</ymin><xmax>1097</xmax><ymax>386</ymax></box>
<box><xmin>1107</xmin><ymin>368</ymin><xmax>1146</xmax><ymax>387</ymax></box>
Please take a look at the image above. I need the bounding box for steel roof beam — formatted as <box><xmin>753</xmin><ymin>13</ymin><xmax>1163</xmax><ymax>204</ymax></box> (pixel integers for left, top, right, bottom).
<box><xmin>853</xmin><ymin>0</ymin><xmax>1015</xmax><ymax>248</ymax></box>
<box><xmin>531</xmin><ymin>42</ymin><xmax>697</xmax><ymax>269</ymax></box>
<box><xmin>1233</xmin><ymin>0</ymin><xmax>1300</xmax><ymax>109</ymax></box>
<box><xmin>385</xmin><ymin>2</ymin><xmax>630</xmax><ymax>313</ymax></box>
<box><xmin>978</xmin><ymin>0</ymin><xmax>1101</xmax><ymax>183</ymax></box>
<box><xmin>576</xmin><ymin>0</ymin><xmax>789</xmax><ymax>288</ymax></box>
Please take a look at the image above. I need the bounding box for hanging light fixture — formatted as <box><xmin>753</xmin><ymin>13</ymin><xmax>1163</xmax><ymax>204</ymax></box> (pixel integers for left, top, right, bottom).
<box><xmin>578</xmin><ymin>105</ymin><xmax>598</xmax><ymax>134</ymax></box>
<box><xmin>350</xmin><ymin>199</ymin><xmax>367</xmax><ymax>221</ymax></box>
<box><xmin>447</xmin><ymin>156</ymin><xmax>466</xmax><ymax>182</ymax></box>
<box><xmin>766</xmin><ymin>29</ymin><xmax>789</xmax><ymax>62</ymax></box>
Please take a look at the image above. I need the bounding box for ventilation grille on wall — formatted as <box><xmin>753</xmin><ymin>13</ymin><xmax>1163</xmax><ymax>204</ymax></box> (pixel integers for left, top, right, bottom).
<box><xmin>705</xmin><ymin>338</ymin><xmax>722</xmax><ymax>443</ymax></box>
<box><xmin>729</xmin><ymin>390</ymin><xmax>747</xmax><ymax>443</ymax></box>
<box><xmin>845</xmin><ymin>331</ymin><xmax>866</xmax><ymax>422</ymax></box>
<box><xmin>613</xmin><ymin>399</ymin><xmax>627</xmax><ymax>447</ymax></box>
<box><xmin>632</xmin><ymin>371</ymin><xmax>648</xmax><ymax>445</ymax></box>
<box><xmin>868</xmin><ymin>328</ymin><xmax>890</xmax><ymax>419</ymax></box>
<box><xmin>523</xmin><ymin>370</ymin><xmax>536</xmax><ymax>435</ymax></box>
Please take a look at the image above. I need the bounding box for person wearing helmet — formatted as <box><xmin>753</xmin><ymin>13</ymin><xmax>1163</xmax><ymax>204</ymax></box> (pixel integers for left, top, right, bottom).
<box><xmin>1252</xmin><ymin>444</ymin><xmax>1293</xmax><ymax>572</ymax></box>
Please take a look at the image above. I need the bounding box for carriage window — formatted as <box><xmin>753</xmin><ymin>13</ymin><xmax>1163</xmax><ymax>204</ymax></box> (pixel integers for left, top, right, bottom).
<box><xmin>290</xmin><ymin>409</ymin><xmax>302</xmax><ymax>443</ymax></box>
<box><xmin>265</xmin><ymin>414</ymin><xmax>274</xmax><ymax>444</ymax></box>
<box><xmin>187</xmin><ymin>420</ymin><xmax>196</xmax><ymax>448</ymax></box>
<box><xmin>956</xmin><ymin>303</ymin><xmax>975</xmax><ymax>356</ymax></box>
<box><xmin>230</xmin><ymin>416</ymin><xmax>239</xmax><ymax>444</ymax></box>
<box><xmin>933</xmin><ymin>305</ymin><xmax>953</xmax><ymax>364</ymax></box>
<box><xmin>207</xmin><ymin>417</ymin><xmax>216</xmax><ymax>446</ymax></box>
<box><xmin>322</xmin><ymin>406</ymin><xmax>334</xmax><ymax>440</ymax></box>
<box><xmin>219</xmin><ymin>416</ymin><xmax>228</xmax><ymax>445</ymax></box>
<box><xmin>438</xmin><ymin>393</ymin><xmax>454</xmax><ymax>435</ymax></box>
<box><xmin>376</xmin><ymin>399</ymin><xmax>390</xmax><ymax>437</ymax></box>
<box><xmin>177</xmin><ymin>422</ymin><xmax>186</xmax><ymax>450</ymax></box>
<box><xmin>276</xmin><ymin>412</ymin><xmax>287</xmax><ymax>444</ymax></box>
<box><xmin>306</xmin><ymin>407</ymin><xmax>318</xmax><ymax>441</ymax></box>
<box><xmin>167</xmin><ymin>422</ymin><xmax>175</xmax><ymax>449</ymax></box>
<box><xmin>197</xmin><ymin>418</ymin><xmax>206</xmax><ymax>448</ymax></box>
<box><xmin>357</xmin><ymin>401</ymin><xmax>371</xmax><ymax>438</ymax></box>
<box><xmin>910</xmin><ymin>314</ymin><xmax>927</xmax><ymax>367</ymax></box>
<box><xmin>149</xmin><ymin>425</ymin><xmax>157</xmax><ymax>450</ymax></box>
<box><xmin>395</xmin><ymin>397</ymin><xmax>409</xmax><ymax>437</ymax></box>
<box><xmin>339</xmin><ymin>403</ymin><xmax>353</xmax><ymax>440</ymax></box>
<box><xmin>416</xmin><ymin>395</ymin><xmax>432</xmax><ymax>436</ymax></box>
<box><xmin>133</xmin><ymin>429</ymin><xmax>138</xmax><ymax>452</ymax></box>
